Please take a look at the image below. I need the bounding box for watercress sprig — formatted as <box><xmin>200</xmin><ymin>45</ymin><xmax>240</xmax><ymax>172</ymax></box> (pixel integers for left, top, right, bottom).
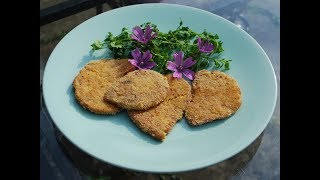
<box><xmin>91</xmin><ymin>20</ymin><xmax>231</xmax><ymax>73</ymax></box>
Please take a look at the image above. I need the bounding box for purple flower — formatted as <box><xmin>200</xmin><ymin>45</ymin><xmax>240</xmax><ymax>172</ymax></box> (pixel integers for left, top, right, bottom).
<box><xmin>197</xmin><ymin>37</ymin><xmax>214</xmax><ymax>53</ymax></box>
<box><xmin>131</xmin><ymin>25</ymin><xmax>157</xmax><ymax>44</ymax></box>
<box><xmin>167</xmin><ymin>51</ymin><xmax>196</xmax><ymax>80</ymax></box>
<box><xmin>128</xmin><ymin>48</ymin><xmax>156</xmax><ymax>70</ymax></box>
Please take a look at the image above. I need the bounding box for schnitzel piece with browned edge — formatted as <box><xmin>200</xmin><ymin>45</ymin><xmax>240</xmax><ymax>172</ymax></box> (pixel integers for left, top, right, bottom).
<box><xmin>128</xmin><ymin>74</ymin><xmax>191</xmax><ymax>141</ymax></box>
<box><xmin>104</xmin><ymin>70</ymin><xmax>170</xmax><ymax>110</ymax></box>
<box><xmin>185</xmin><ymin>70</ymin><xmax>242</xmax><ymax>126</ymax></box>
<box><xmin>73</xmin><ymin>59</ymin><xmax>135</xmax><ymax>114</ymax></box>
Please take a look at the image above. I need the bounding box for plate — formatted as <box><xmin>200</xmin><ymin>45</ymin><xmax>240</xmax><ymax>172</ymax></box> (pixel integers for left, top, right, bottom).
<box><xmin>43</xmin><ymin>3</ymin><xmax>277</xmax><ymax>172</ymax></box>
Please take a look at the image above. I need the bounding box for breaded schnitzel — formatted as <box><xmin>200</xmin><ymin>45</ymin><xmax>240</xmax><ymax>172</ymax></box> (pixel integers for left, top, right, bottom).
<box><xmin>185</xmin><ymin>70</ymin><xmax>242</xmax><ymax>125</ymax></box>
<box><xmin>128</xmin><ymin>74</ymin><xmax>191</xmax><ymax>141</ymax></box>
<box><xmin>104</xmin><ymin>70</ymin><xmax>170</xmax><ymax>110</ymax></box>
<box><xmin>73</xmin><ymin>59</ymin><xmax>135</xmax><ymax>114</ymax></box>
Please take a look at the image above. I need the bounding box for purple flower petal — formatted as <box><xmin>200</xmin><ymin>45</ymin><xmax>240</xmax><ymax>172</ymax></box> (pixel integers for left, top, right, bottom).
<box><xmin>174</xmin><ymin>51</ymin><xmax>184</xmax><ymax>66</ymax></box>
<box><xmin>183</xmin><ymin>57</ymin><xmax>196</xmax><ymax>68</ymax></box>
<box><xmin>131</xmin><ymin>26</ymin><xmax>147</xmax><ymax>44</ymax></box>
<box><xmin>144</xmin><ymin>25</ymin><xmax>152</xmax><ymax>38</ymax></box>
<box><xmin>131</xmin><ymin>34</ymin><xmax>141</xmax><ymax>42</ymax></box>
<box><xmin>206</xmin><ymin>43</ymin><xmax>214</xmax><ymax>52</ymax></box>
<box><xmin>128</xmin><ymin>59</ymin><xmax>139</xmax><ymax>68</ymax></box>
<box><xmin>132</xmin><ymin>38</ymin><xmax>147</xmax><ymax>44</ymax></box>
<box><xmin>197</xmin><ymin>37</ymin><xmax>202</xmax><ymax>47</ymax></box>
<box><xmin>131</xmin><ymin>48</ymin><xmax>141</xmax><ymax>61</ymax></box>
<box><xmin>197</xmin><ymin>37</ymin><xmax>214</xmax><ymax>53</ymax></box>
<box><xmin>168</xmin><ymin>51</ymin><xmax>196</xmax><ymax>80</ymax></box>
<box><xmin>203</xmin><ymin>41</ymin><xmax>214</xmax><ymax>52</ymax></box>
<box><xmin>141</xmin><ymin>61</ymin><xmax>156</xmax><ymax>69</ymax></box>
<box><xmin>129</xmin><ymin>48</ymin><xmax>156</xmax><ymax>69</ymax></box>
<box><xmin>142</xmin><ymin>50</ymin><xmax>152</xmax><ymax>62</ymax></box>
<box><xmin>173</xmin><ymin>52</ymin><xmax>178</xmax><ymax>62</ymax></box>
<box><xmin>167</xmin><ymin>61</ymin><xmax>178</xmax><ymax>71</ymax></box>
<box><xmin>173</xmin><ymin>71</ymin><xmax>183</xmax><ymax>79</ymax></box>
<box><xmin>132</xmin><ymin>26</ymin><xmax>144</xmax><ymax>38</ymax></box>
<box><xmin>150</xmin><ymin>32</ymin><xmax>157</xmax><ymax>40</ymax></box>
<box><xmin>131</xmin><ymin>25</ymin><xmax>156</xmax><ymax>44</ymax></box>
<box><xmin>182</xmin><ymin>69</ymin><xmax>195</xmax><ymax>80</ymax></box>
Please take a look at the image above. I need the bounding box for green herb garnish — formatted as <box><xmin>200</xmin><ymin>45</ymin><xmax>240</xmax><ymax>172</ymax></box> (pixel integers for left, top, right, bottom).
<box><xmin>91</xmin><ymin>20</ymin><xmax>231</xmax><ymax>75</ymax></box>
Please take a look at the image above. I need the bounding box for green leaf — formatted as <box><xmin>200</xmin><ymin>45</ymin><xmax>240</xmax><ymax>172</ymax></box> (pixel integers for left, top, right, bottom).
<box><xmin>90</xmin><ymin>20</ymin><xmax>231</xmax><ymax>73</ymax></box>
<box><xmin>110</xmin><ymin>41</ymin><xmax>122</xmax><ymax>48</ymax></box>
<box><xmin>224</xmin><ymin>60</ymin><xmax>230</xmax><ymax>70</ymax></box>
<box><xmin>91</xmin><ymin>40</ymin><xmax>104</xmax><ymax>50</ymax></box>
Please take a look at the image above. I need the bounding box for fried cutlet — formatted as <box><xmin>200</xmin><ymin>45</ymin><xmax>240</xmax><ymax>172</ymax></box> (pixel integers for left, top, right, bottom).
<box><xmin>128</xmin><ymin>75</ymin><xmax>191</xmax><ymax>141</ymax></box>
<box><xmin>185</xmin><ymin>70</ymin><xmax>242</xmax><ymax>125</ymax></box>
<box><xmin>73</xmin><ymin>59</ymin><xmax>135</xmax><ymax>114</ymax></box>
<box><xmin>104</xmin><ymin>70</ymin><xmax>170</xmax><ymax>110</ymax></box>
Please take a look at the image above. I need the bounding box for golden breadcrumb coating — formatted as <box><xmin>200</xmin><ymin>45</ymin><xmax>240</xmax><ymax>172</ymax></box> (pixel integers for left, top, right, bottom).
<box><xmin>128</xmin><ymin>74</ymin><xmax>191</xmax><ymax>141</ymax></box>
<box><xmin>104</xmin><ymin>70</ymin><xmax>170</xmax><ymax>110</ymax></box>
<box><xmin>185</xmin><ymin>70</ymin><xmax>242</xmax><ymax>125</ymax></box>
<box><xmin>73</xmin><ymin>59</ymin><xmax>135</xmax><ymax>114</ymax></box>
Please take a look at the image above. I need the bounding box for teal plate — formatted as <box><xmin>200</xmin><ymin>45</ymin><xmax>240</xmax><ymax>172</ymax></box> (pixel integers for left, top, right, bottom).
<box><xmin>43</xmin><ymin>3</ymin><xmax>277</xmax><ymax>173</ymax></box>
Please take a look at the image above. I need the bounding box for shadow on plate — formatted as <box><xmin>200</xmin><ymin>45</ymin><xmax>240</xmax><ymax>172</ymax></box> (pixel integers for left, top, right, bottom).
<box><xmin>53</xmin><ymin>87</ymin><xmax>264</xmax><ymax>179</ymax></box>
<box><xmin>53</xmin><ymin>121</ymin><xmax>263</xmax><ymax>179</ymax></box>
<box><xmin>77</xmin><ymin>49</ymin><xmax>113</xmax><ymax>68</ymax></box>
<box><xmin>67</xmin><ymin>84</ymin><xmax>161</xmax><ymax>145</ymax></box>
